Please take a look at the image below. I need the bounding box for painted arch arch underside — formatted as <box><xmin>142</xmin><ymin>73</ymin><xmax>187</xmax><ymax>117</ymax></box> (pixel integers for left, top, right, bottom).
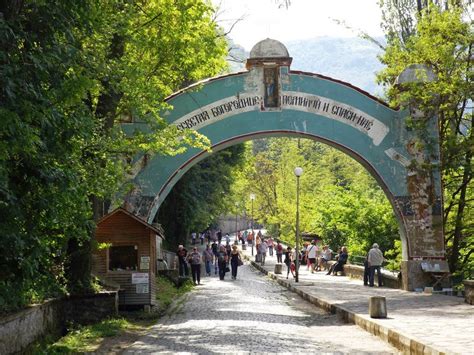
<box><xmin>121</xmin><ymin>62</ymin><xmax>445</xmax><ymax>290</ymax></box>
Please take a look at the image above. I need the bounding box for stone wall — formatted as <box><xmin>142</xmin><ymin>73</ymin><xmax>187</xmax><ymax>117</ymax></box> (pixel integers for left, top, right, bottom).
<box><xmin>217</xmin><ymin>215</ymin><xmax>249</xmax><ymax>234</ymax></box>
<box><xmin>464</xmin><ymin>280</ymin><xmax>474</xmax><ymax>305</ymax></box>
<box><xmin>0</xmin><ymin>299</ymin><xmax>63</xmax><ymax>355</ymax></box>
<box><xmin>63</xmin><ymin>291</ymin><xmax>118</xmax><ymax>326</ymax></box>
<box><xmin>329</xmin><ymin>262</ymin><xmax>402</xmax><ymax>289</ymax></box>
<box><xmin>0</xmin><ymin>292</ymin><xmax>118</xmax><ymax>355</ymax></box>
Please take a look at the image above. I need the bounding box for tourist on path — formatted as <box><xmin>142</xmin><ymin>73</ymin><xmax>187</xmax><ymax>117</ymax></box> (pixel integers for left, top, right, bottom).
<box><xmin>276</xmin><ymin>241</ymin><xmax>283</xmax><ymax>263</ymax></box>
<box><xmin>318</xmin><ymin>245</ymin><xmax>333</xmax><ymax>271</ymax></box>
<box><xmin>225</xmin><ymin>233</ymin><xmax>230</xmax><ymax>245</ymax></box>
<box><xmin>217</xmin><ymin>245</ymin><xmax>229</xmax><ymax>280</ymax></box>
<box><xmin>200</xmin><ymin>232</ymin><xmax>205</xmax><ymax>245</ymax></box>
<box><xmin>211</xmin><ymin>240</ymin><xmax>219</xmax><ymax>275</ymax></box>
<box><xmin>267</xmin><ymin>236</ymin><xmax>274</xmax><ymax>257</ymax></box>
<box><xmin>363</xmin><ymin>252</ymin><xmax>370</xmax><ymax>286</ymax></box>
<box><xmin>188</xmin><ymin>247</ymin><xmax>202</xmax><ymax>285</ymax></box>
<box><xmin>247</xmin><ymin>230</ymin><xmax>253</xmax><ymax>247</ymax></box>
<box><xmin>176</xmin><ymin>244</ymin><xmax>188</xmax><ymax>277</ymax></box>
<box><xmin>258</xmin><ymin>239</ymin><xmax>268</xmax><ymax>265</ymax></box>
<box><xmin>230</xmin><ymin>245</ymin><xmax>243</xmax><ymax>280</ymax></box>
<box><xmin>284</xmin><ymin>246</ymin><xmax>295</xmax><ymax>279</ymax></box>
<box><xmin>203</xmin><ymin>245</ymin><xmax>214</xmax><ymax>277</ymax></box>
<box><xmin>306</xmin><ymin>240</ymin><xmax>318</xmax><ymax>273</ymax></box>
<box><xmin>368</xmin><ymin>243</ymin><xmax>384</xmax><ymax>287</ymax></box>
<box><xmin>302</xmin><ymin>242</ymin><xmax>309</xmax><ymax>270</ymax></box>
<box><xmin>191</xmin><ymin>232</ymin><xmax>197</xmax><ymax>245</ymax></box>
<box><xmin>326</xmin><ymin>246</ymin><xmax>348</xmax><ymax>276</ymax></box>
<box><xmin>217</xmin><ymin>229</ymin><xmax>223</xmax><ymax>244</ymax></box>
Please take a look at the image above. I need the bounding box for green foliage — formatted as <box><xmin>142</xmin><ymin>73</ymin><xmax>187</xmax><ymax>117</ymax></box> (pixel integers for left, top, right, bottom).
<box><xmin>157</xmin><ymin>144</ymin><xmax>246</xmax><ymax>245</ymax></box>
<box><xmin>156</xmin><ymin>275</ymin><xmax>194</xmax><ymax>309</ymax></box>
<box><xmin>231</xmin><ymin>138</ymin><xmax>399</xmax><ymax>260</ymax></box>
<box><xmin>45</xmin><ymin>318</ymin><xmax>131</xmax><ymax>353</ymax></box>
<box><xmin>377</xmin><ymin>2</ymin><xmax>473</xmax><ymax>277</ymax></box>
<box><xmin>0</xmin><ymin>0</ymin><xmax>228</xmax><ymax>312</ymax></box>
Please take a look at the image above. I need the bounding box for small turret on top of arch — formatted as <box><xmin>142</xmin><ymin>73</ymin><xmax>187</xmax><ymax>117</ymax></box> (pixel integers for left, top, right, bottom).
<box><xmin>246</xmin><ymin>38</ymin><xmax>292</xmax><ymax>110</ymax></box>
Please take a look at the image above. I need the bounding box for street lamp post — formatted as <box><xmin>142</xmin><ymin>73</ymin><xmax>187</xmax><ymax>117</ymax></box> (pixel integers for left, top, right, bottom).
<box><xmin>235</xmin><ymin>202</ymin><xmax>239</xmax><ymax>240</ymax></box>
<box><xmin>250</xmin><ymin>193</ymin><xmax>256</xmax><ymax>256</ymax></box>
<box><xmin>294</xmin><ymin>167</ymin><xmax>303</xmax><ymax>283</ymax></box>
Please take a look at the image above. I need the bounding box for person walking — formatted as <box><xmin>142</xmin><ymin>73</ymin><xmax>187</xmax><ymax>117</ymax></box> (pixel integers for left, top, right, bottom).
<box><xmin>363</xmin><ymin>252</ymin><xmax>370</xmax><ymax>286</ymax></box>
<box><xmin>217</xmin><ymin>229</ymin><xmax>222</xmax><ymax>244</ymax></box>
<box><xmin>306</xmin><ymin>240</ymin><xmax>317</xmax><ymax>273</ymax></box>
<box><xmin>211</xmin><ymin>240</ymin><xmax>219</xmax><ymax>275</ymax></box>
<box><xmin>176</xmin><ymin>245</ymin><xmax>188</xmax><ymax>277</ymax></box>
<box><xmin>276</xmin><ymin>241</ymin><xmax>283</xmax><ymax>263</ymax></box>
<box><xmin>267</xmin><ymin>236</ymin><xmax>274</xmax><ymax>257</ymax></box>
<box><xmin>225</xmin><ymin>233</ymin><xmax>230</xmax><ymax>245</ymax></box>
<box><xmin>368</xmin><ymin>243</ymin><xmax>384</xmax><ymax>287</ymax></box>
<box><xmin>217</xmin><ymin>245</ymin><xmax>228</xmax><ymax>280</ymax></box>
<box><xmin>230</xmin><ymin>245</ymin><xmax>242</xmax><ymax>280</ymax></box>
<box><xmin>191</xmin><ymin>232</ymin><xmax>197</xmax><ymax>245</ymax></box>
<box><xmin>188</xmin><ymin>247</ymin><xmax>202</xmax><ymax>285</ymax></box>
<box><xmin>200</xmin><ymin>232</ymin><xmax>205</xmax><ymax>245</ymax></box>
<box><xmin>258</xmin><ymin>239</ymin><xmax>268</xmax><ymax>265</ymax></box>
<box><xmin>284</xmin><ymin>246</ymin><xmax>295</xmax><ymax>279</ymax></box>
<box><xmin>203</xmin><ymin>244</ymin><xmax>214</xmax><ymax>277</ymax></box>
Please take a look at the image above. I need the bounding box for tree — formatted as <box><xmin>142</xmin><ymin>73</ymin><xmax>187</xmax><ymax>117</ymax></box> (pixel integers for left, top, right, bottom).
<box><xmin>377</xmin><ymin>2</ymin><xmax>473</xmax><ymax>278</ymax></box>
<box><xmin>230</xmin><ymin>138</ymin><xmax>399</xmax><ymax>256</ymax></box>
<box><xmin>0</xmin><ymin>0</ymin><xmax>229</xmax><ymax>312</ymax></box>
<box><xmin>157</xmin><ymin>144</ymin><xmax>246</xmax><ymax>246</ymax></box>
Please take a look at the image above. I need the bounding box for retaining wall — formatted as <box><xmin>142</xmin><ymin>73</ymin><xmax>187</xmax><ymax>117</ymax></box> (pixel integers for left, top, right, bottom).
<box><xmin>0</xmin><ymin>292</ymin><xmax>118</xmax><ymax>354</ymax></box>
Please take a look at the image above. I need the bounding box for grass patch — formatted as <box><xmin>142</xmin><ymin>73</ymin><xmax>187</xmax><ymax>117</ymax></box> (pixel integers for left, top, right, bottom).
<box><xmin>155</xmin><ymin>275</ymin><xmax>194</xmax><ymax>309</ymax></box>
<box><xmin>37</xmin><ymin>276</ymin><xmax>195</xmax><ymax>353</ymax></box>
<box><xmin>42</xmin><ymin>318</ymin><xmax>134</xmax><ymax>353</ymax></box>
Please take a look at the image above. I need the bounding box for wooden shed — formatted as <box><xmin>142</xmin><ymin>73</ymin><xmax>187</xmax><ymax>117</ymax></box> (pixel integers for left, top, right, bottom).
<box><xmin>92</xmin><ymin>207</ymin><xmax>164</xmax><ymax>307</ymax></box>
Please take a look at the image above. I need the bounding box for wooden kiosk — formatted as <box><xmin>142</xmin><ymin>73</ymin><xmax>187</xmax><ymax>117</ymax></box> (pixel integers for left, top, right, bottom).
<box><xmin>92</xmin><ymin>207</ymin><xmax>164</xmax><ymax>308</ymax></box>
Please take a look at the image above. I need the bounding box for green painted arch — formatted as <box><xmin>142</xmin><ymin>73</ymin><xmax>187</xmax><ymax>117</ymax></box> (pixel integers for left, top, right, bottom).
<box><xmin>123</xmin><ymin>69</ymin><xmax>415</xmax><ymax>224</ymax></box>
<box><xmin>121</xmin><ymin>43</ymin><xmax>446</xmax><ymax>290</ymax></box>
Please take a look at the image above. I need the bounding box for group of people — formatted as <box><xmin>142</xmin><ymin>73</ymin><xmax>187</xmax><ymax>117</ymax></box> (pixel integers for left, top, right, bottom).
<box><xmin>191</xmin><ymin>229</ymin><xmax>231</xmax><ymax>246</ymax></box>
<box><xmin>176</xmin><ymin>240</ymin><xmax>244</xmax><ymax>285</ymax></box>
<box><xmin>179</xmin><ymin>230</ymin><xmax>386</xmax><ymax>288</ymax></box>
<box><xmin>280</xmin><ymin>243</ymin><xmax>348</xmax><ymax>279</ymax></box>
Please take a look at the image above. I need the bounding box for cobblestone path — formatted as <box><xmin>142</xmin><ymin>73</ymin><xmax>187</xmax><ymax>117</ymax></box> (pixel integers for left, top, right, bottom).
<box><xmin>124</xmin><ymin>262</ymin><xmax>397</xmax><ymax>354</ymax></box>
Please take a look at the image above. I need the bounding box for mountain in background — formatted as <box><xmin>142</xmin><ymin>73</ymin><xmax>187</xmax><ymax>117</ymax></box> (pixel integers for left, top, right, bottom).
<box><xmin>228</xmin><ymin>36</ymin><xmax>386</xmax><ymax>97</ymax></box>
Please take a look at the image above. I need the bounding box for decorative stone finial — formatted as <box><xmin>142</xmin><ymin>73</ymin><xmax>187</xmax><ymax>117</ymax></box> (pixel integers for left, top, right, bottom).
<box><xmin>246</xmin><ymin>38</ymin><xmax>292</xmax><ymax>69</ymax></box>
<box><xmin>395</xmin><ymin>64</ymin><xmax>437</xmax><ymax>86</ymax></box>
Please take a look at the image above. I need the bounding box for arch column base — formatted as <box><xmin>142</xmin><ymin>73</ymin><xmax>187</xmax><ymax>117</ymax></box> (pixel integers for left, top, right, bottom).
<box><xmin>401</xmin><ymin>260</ymin><xmax>436</xmax><ymax>291</ymax></box>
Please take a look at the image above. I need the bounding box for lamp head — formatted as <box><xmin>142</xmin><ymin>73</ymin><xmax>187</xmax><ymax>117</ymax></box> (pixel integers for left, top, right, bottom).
<box><xmin>294</xmin><ymin>167</ymin><xmax>303</xmax><ymax>177</ymax></box>
<box><xmin>250</xmin><ymin>193</ymin><xmax>256</xmax><ymax>200</ymax></box>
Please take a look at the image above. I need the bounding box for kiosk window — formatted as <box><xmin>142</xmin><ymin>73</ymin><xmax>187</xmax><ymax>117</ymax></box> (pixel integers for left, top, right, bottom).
<box><xmin>109</xmin><ymin>245</ymin><xmax>138</xmax><ymax>271</ymax></box>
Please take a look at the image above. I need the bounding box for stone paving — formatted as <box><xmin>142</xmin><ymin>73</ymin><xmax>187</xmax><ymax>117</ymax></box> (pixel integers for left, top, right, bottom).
<box><xmin>240</xmin><ymin>243</ymin><xmax>474</xmax><ymax>355</ymax></box>
<box><xmin>124</xmin><ymin>256</ymin><xmax>397</xmax><ymax>354</ymax></box>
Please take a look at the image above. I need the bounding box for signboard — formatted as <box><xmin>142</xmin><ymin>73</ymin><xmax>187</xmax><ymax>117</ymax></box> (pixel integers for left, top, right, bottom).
<box><xmin>140</xmin><ymin>256</ymin><xmax>150</xmax><ymax>270</ymax></box>
<box><xmin>136</xmin><ymin>283</ymin><xmax>149</xmax><ymax>294</ymax></box>
<box><xmin>131</xmin><ymin>273</ymin><xmax>149</xmax><ymax>284</ymax></box>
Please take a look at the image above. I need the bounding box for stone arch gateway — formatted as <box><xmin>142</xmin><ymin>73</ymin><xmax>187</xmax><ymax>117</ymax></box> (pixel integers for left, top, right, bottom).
<box><xmin>121</xmin><ymin>39</ymin><xmax>446</xmax><ymax>291</ymax></box>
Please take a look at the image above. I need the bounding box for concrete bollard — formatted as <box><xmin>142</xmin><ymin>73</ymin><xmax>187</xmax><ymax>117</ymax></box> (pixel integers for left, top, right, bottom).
<box><xmin>369</xmin><ymin>296</ymin><xmax>387</xmax><ymax>318</ymax></box>
<box><xmin>274</xmin><ymin>263</ymin><xmax>283</xmax><ymax>274</ymax></box>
